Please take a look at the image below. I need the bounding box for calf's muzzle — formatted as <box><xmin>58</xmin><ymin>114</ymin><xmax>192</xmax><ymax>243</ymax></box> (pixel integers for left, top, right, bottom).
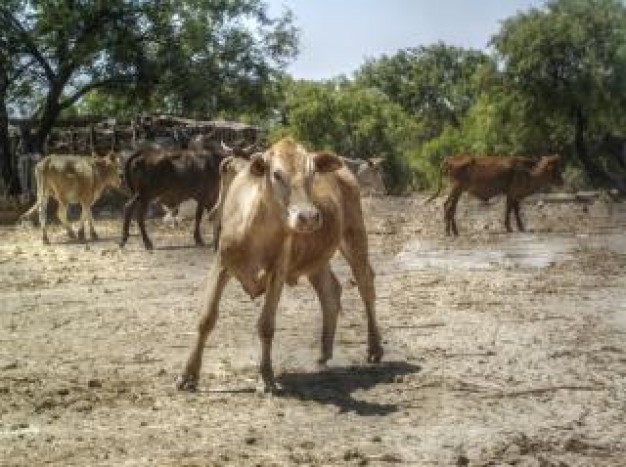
<box><xmin>288</xmin><ymin>204</ymin><xmax>322</xmax><ymax>233</ymax></box>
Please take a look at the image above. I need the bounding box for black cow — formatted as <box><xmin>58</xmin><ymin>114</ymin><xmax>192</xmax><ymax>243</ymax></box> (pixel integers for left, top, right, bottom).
<box><xmin>119</xmin><ymin>144</ymin><xmax>229</xmax><ymax>250</ymax></box>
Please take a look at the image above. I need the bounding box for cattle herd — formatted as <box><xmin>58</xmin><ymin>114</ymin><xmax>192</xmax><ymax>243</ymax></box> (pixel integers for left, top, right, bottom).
<box><xmin>18</xmin><ymin>139</ymin><xmax>565</xmax><ymax>392</ymax></box>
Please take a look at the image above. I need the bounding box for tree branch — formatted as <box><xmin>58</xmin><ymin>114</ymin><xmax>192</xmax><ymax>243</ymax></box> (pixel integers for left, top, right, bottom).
<box><xmin>58</xmin><ymin>77</ymin><xmax>133</xmax><ymax>110</ymax></box>
<box><xmin>0</xmin><ymin>7</ymin><xmax>56</xmax><ymax>83</ymax></box>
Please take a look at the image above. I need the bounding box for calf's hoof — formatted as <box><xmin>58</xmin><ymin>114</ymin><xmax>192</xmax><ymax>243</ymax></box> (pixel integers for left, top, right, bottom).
<box><xmin>256</xmin><ymin>378</ymin><xmax>281</xmax><ymax>396</ymax></box>
<box><xmin>367</xmin><ymin>343</ymin><xmax>384</xmax><ymax>364</ymax></box>
<box><xmin>90</xmin><ymin>231</ymin><xmax>99</xmax><ymax>241</ymax></box>
<box><xmin>317</xmin><ymin>356</ymin><xmax>330</xmax><ymax>367</ymax></box>
<box><xmin>42</xmin><ymin>236</ymin><xmax>50</xmax><ymax>245</ymax></box>
<box><xmin>176</xmin><ymin>374</ymin><xmax>198</xmax><ymax>392</ymax></box>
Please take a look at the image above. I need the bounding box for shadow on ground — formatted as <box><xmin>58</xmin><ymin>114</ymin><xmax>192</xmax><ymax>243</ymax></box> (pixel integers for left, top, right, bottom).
<box><xmin>276</xmin><ymin>361</ymin><xmax>421</xmax><ymax>416</ymax></box>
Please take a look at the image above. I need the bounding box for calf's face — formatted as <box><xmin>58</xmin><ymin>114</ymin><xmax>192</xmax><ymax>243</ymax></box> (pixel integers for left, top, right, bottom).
<box><xmin>540</xmin><ymin>155</ymin><xmax>564</xmax><ymax>186</ymax></box>
<box><xmin>358</xmin><ymin>158</ymin><xmax>386</xmax><ymax>194</ymax></box>
<box><xmin>250</xmin><ymin>148</ymin><xmax>342</xmax><ymax>233</ymax></box>
<box><xmin>95</xmin><ymin>153</ymin><xmax>122</xmax><ymax>189</ymax></box>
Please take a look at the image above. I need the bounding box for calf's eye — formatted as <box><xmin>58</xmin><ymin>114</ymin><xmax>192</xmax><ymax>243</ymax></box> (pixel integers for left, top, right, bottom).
<box><xmin>273</xmin><ymin>171</ymin><xmax>285</xmax><ymax>185</ymax></box>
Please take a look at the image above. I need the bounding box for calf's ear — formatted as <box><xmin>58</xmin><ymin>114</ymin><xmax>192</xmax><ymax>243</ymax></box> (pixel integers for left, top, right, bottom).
<box><xmin>249</xmin><ymin>153</ymin><xmax>267</xmax><ymax>177</ymax></box>
<box><xmin>313</xmin><ymin>151</ymin><xmax>342</xmax><ymax>173</ymax></box>
<box><xmin>369</xmin><ymin>157</ymin><xmax>384</xmax><ymax>167</ymax></box>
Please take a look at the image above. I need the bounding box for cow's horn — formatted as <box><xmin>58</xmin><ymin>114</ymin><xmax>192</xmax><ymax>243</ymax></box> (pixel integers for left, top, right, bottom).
<box><xmin>242</xmin><ymin>142</ymin><xmax>257</xmax><ymax>153</ymax></box>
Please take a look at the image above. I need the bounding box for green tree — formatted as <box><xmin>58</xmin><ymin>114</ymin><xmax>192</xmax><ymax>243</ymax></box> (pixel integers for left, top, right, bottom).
<box><xmin>492</xmin><ymin>0</ymin><xmax>626</xmax><ymax>189</ymax></box>
<box><xmin>126</xmin><ymin>0</ymin><xmax>298</xmax><ymax>122</ymax></box>
<box><xmin>356</xmin><ymin>43</ymin><xmax>491</xmax><ymax>140</ymax></box>
<box><xmin>272</xmin><ymin>79</ymin><xmax>420</xmax><ymax>191</ymax></box>
<box><xmin>1</xmin><ymin>0</ymin><xmax>298</xmax><ymax>156</ymax></box>
<box><xmin>1</xmin><ymin>0</ymin><xmax>162</xmax><ymax>153</ymax></box>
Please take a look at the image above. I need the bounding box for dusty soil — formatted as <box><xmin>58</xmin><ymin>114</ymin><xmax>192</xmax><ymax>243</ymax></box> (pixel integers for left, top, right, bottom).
<box><xmin>1</xmin><ymin>194</ymin><xmax>625</xmax><ymax>466</ymax></box>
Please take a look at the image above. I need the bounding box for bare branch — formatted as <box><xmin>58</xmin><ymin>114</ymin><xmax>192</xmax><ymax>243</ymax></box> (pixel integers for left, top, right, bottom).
<box><xmin>0</xmin><ymin>6</ymin><xmax>56</xmax><ymax>83</ymax></box>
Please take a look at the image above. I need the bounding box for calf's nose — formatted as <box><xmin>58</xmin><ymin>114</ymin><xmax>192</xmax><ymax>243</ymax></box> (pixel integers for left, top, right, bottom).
<box><xmin>290</xmin><ymin>206</ymin><xmax>322</xmax><ymax>232</ymax></box>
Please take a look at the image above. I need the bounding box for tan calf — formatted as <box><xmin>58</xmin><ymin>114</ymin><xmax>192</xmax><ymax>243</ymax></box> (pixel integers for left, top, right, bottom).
<box><xmin>21</xmin><ymin>153</ymin><xmax>120</xmax><ymax>244</ymax></box>
<box><xmin>177</xmin><ymin>138</ymin><xmax>383</xmax><ymax>393</ymax></box>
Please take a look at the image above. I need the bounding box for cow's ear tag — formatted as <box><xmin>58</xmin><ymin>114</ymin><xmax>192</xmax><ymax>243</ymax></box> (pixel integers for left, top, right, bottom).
<box><xmin>314</xmin><ymin>151</ymin><xmax>342</xmax><ymax>173</ymax></box>
<box><xmin>250</xmin><ymin>154</ymin><xmax>266</xmax><ymax>176</ymax></box>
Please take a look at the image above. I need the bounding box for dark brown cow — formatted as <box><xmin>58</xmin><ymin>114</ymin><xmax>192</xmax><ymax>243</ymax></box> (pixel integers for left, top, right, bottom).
<box><xmin>428</xmin><ymin>155</ymin><xmax>563</xmax><ymax>235</ymax></box>
<box><xmin>177</xmin><ymin>138</ymin><xmax>383</xmax><ymax>393</ymax></box>
<box><xmin>119</xmin><ymin>145</ymin><xmax>227</xmax><ymax>250</ymax></box>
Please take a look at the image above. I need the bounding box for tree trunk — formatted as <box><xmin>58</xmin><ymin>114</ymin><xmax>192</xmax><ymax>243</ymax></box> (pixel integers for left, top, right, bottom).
<box><xmin>0</xmin><ymin>68</ymin><xmax>20</xmax><ymax>195</ymax></box>
<box><xmin>34</xmin><ymin>84</ymin><xmax>63</xmax><ymax>154</ymax></box>
<box><xmin>573</xmin><ymin>107</ymin><xmax>612</xmax><ymax>187</ymax></box>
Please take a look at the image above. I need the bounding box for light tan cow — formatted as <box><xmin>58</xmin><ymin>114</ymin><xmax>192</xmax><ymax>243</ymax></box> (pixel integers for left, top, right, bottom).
<box><xmin>21</xmin><ymin>153</ymin><xmax>120</xmax><ymax>244</ymax></box>
<box><xmin>340</xmin><ymin>156</ymin><xmax>387</xmax><ymax>195</ymax></box>
<box><xmin>177</xmin><ymin>138</ymin><xmax>383</xmax><ymax>393</ymax></box>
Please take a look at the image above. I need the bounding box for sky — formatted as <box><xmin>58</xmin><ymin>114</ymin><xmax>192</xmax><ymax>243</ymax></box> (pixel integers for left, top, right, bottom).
<box><xmin>266</xmin><ymin>0</ymin><xmax>545</xmax><ymax>80</ymax></box>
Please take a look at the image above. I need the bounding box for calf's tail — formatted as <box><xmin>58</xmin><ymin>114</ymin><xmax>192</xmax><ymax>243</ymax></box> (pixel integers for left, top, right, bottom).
<box><xmin>123</xmin><ymin>150</ymin><xmax>143</xmax><ymax>194</ymax></box>
<box><xmin>425</xmin><ymin>159</ymin><xmax>447</xmax><ymax>203</ymax></box>
<box><xmin>19</xmin><ymin>160</ymin><xmax>46</xmax><ymax>221</ymax></box>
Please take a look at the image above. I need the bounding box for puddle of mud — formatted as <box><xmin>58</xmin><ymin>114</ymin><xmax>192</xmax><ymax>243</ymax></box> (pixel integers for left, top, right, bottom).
<box><xmin>394</xmin><ymin>232</ymin><xmax>626</xmax><ymax>272</ymax></box>
<box><xmin>390</xmin><ymin>196</ymin><xmax>626</xmax><ymax>272</ymax></box>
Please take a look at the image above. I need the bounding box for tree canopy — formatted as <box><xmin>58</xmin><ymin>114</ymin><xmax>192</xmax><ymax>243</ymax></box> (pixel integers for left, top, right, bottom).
<box><xmin>2</xmin><ymin>0</ymin><xmax>626</xmax><ymax>194</ymax></box>
<box><xmin>356</xmin><ymin>43</ymin><xmax>491</xmax><ymax>140</ymax></box>
<box><xmin>491</xmin><ymin>0</ymin><xmax>626</xmax><ymax>188</ymax></box>
<box><xmin>0</xmin><ymin>0</ymin><xmax>297</xmax><ymax>179</ymax></box>
<box><xmin>271</xmin><ymin>78</ymin><xmax>419</xmax><ymax>190</ymax></box>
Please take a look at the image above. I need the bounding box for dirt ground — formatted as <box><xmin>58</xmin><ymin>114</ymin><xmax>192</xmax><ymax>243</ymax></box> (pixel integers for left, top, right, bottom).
<box><xmin>1</xmin><ymin>193</ymin><xmax>625</xmax><ymax>466</ymax></box>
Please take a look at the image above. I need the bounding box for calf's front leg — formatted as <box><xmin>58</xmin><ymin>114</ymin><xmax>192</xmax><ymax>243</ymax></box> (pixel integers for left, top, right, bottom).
<box><xmin>257</xmin><ymin>269</ymin><xmax>286</xmax><ymax>393</ymax></box>
<box><xmin>136</xmin><ymin>198</ymin><xmax>153</xmax><ymax>250</ymax></box>
<box><xmin>340</xmin><ymin>231</ymin><xmax>383</xmax><ymax>364</ymax></box>
<box><xmin>309</xmin><ymin>264</ymin><xmax>342</xmax><ymax>365</ymax></box>
<box><xmin>177</xmin><ymin>261</ymin><xmax>230</xmax><ymax>391</ymax></box>
<box><xmin>120</xmin><ymin>194</ymin><xmax>138</xmax><ymax>247</ymax></box>
<box><xmin>56</xmin><ymin>202</ymin><xmax>76</xmax><ymax>240</ymax></box>
<box><xmin>193</xmin><ymin>202</ymin><xmax>205</xmax><ymax>246</ymax></box>
<box><xmin>513</xmin><ymin>200</ymin><xmax>525</xmax><ymax>231</ymax></box>
<box><xmin>504</xmin><ymin>198</ymin><xmax>514</xmax><ymax>232</ymax></box>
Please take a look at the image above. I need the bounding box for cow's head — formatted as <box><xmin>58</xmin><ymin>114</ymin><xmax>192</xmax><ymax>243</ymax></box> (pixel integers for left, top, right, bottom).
<box><xmin>93</xmin><ymin>152</ymin><xmax>122</xmax><ymax>189</ymax></box>
<box><xmin>220</xmin><ymin>140</ymin><xmax>260</xmax><ymax>159</ymax></box>
<box><xmin>538</xmin><ymin>155</ymin><xmax>564</xmax><ymax>186</ymax></box>
<box><xmin>250</xmin><ymin>139</ymin><xmax>342</xmax><ymax>233</ymax></box>
<box><xmin>358</xmin><ymin>157</ymin><xmax>387</xmax><ymax>195</ymax></box>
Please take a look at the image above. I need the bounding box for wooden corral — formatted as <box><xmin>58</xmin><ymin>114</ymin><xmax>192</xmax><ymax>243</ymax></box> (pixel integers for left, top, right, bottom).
<box><xmin>8</xmin><ymin>115</ymin><xmax>262</xmax><ymax>196</ymax></box>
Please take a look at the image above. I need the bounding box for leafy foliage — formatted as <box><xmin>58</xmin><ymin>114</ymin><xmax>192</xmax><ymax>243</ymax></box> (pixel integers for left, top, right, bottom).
<box><xmin>1</xmin><ymin>0</ymin><xmax>298</xmax><ymax>149</ymax></box>
<box><xmin>356</xmin><ymin>43</ymin><xmax>491</xmax><ymax>140</ymax></box>
<box><xmin>270</xmin><ymin>79</ymin><xmax>420</xmax><ymax>192</ymax></box>
<box><xmin>491</xmin><ymin>0</ymin><xmax>626</xmax><ymax>187</ymax></box>
<box><xmin>2</xmin><ymin>0</ymin><xmax>626</xmax><ymax>194</ymax></box>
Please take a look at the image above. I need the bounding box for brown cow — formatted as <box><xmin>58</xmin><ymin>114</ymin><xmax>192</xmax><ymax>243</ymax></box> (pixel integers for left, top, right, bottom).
<box><xmin>177</xmin><ymin>138</ymin><xmax>383</xmax><ymax>393</ymax></box>
<box><xmin>156</xmin><ymin>137</ymin><xmax>258</xmax><ymax>227</ymax></box>
<box><xmin>428</xmin><ymin>155</ymin><xmax>563</xmax><ymax>235</ymax></box>
<box><xmin>119</xmin><ymin>144</ymin><xmax>230</xmax><ymax>250</ymax></box>
<box><xmin>20</xmin><ymin>153</ymin><xmax>121</xmax><ymax>244</ymax></box>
